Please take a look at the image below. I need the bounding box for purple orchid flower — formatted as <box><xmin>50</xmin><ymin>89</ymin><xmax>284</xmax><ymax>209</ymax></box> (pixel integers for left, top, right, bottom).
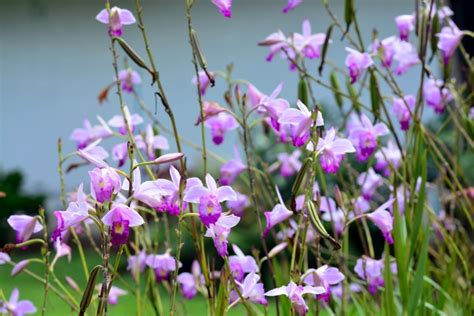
<box><xmin>279</xmin><ymin>100</ymin><xmax>324</xmax><ymax>147</ymax></box>
<box><xmin>307</xmin><ymin>127</ymin><xmax>355</xmax><ymax>174</ymax></box>
<box><xmin>263</xmin><ymin>186</ymin><xmax>293</xmax><ymax>238</ymax></box>
<box><xmin>226</xmin><ymin>191</ymin><xmax>250</xmax><ymax>217</ymax></box>
<box><xmin>177</xmin><ymin>260</ymin><xmax>203</xmax><ymax>299</ymax></box>
<box><xmin>367</xmin><ymin>199</ymin><xmax>395</xmax><ymax>244</ymax></box>
<box><xmin>127</xmin><ymin>250</ymin><xmax>147</xmax><ymax>280</ymax></box>
<box><xmin>77</xmin><ymin>139</ymin><xmax>110</xmax><ymax>168</ymax></box>
<box><xmin>276</xmin><ymin>149</ymin><xmax>302</xmax><ymax>178</ymax></box>
<box><xmin>89</xmin><ymin>166</ymin><xmax>121</xmax><ymax>203</ymax></box>
<box><xmin>204</xmin><ymin>214</ymin><xmax>240</xmax><ymax>257</ymax></box>
<box><xmin>205</xmin><ymin>112</ymin><xmax>238</xmax><ymax>145</ymax></box>
<box><xmin>302</xmin><ymin>265</ymin><xmax>345</xmax><ymax>302</ymax></box>
<box><xmin>423</xmin><ymin>77</ymin><xmax>453</xmax><ymax>114</ymax></box>
<box><xmin>11</xmin><ymin>260</ymin><xmax>30</xmax><ymax>277</ymax></box>
<box><xmin>135</xmin><ymin>124</ymin><xmax>169</xmax><ymax>160</ymax></box>
<box><xmin>331</xmin><ymin>283</ymin><xmax>362</xmax><ymax>299</ymax></box>
<box><xmin>259</xmin><ymin>83</ymin><xmax>290</xmax><ymax>131</ymax></box>
<box><xmin>146</xmin><ymin>253</ymin><xmax>181</xmax><ymax>282</ymax></box>
<box><xmin>320</xmin><ymin>197</ymin><xmax>346</xmax><ymax>235</ymax></box>
<box><xmin>348</xmin><ymin>113</ymin><xmax>389</xmax><ymax>161</ymax></box>
<box><xmin>357</xmin><ymin>168</ymin><xmax>383</xmax><ymax>201</ymax></box>
<box><xmin>118</xmin><ymin>68</ymin><xmax>141</xmax><ymax>93</ymax></box>
<box><xmin>282</xmin><ymin>0</ymin><xmax>303</xmax><ymax>13</ymax></box>
<box><xmin>436</xmin><ymin>22</ymin><xmax>464</xmax><ymax>65</ymax></box>
<box><xmin>265</xmin><ymin>281</ymin><xmax>325</xmax><ymax>316</ymax></box>
<box><xmin>258</xmin><ymin>31</ymin><xmax>290</xmax><ymax>63</ymax></box>
<box><xmin>151</xmin><ymin>165</ymin><xmax>201</xmax><ymax>216</ymax></box>
<box><xmin>184</xmin><ymin>173</ymin><xmax>237</xmax><ymax>226</ymax></box>
<box><xmin>353</xmin><ymin>196</ymin><xmax>371</xmax><ymax>216</ymax></box>
<box><xmin>70</xmin><ymin>118</ymin><xmax>112</xmax><ymax>149</ymax></box>
<box><xmin>229</xmin><ymin>244</ymin><xmax>259</xmax><ymax>281</ymax></box>
<box><xmin>235</xmin><ymin>273</ymin><xmax>268</xmax><ymax>306</ymax></box>
<box><xmin>192</xmin><ymin>70</ymin><xmax>215</xmax><ymax>95</ymax></box>
<box><xmin>0</xmin><ymin>253</ymin><xmax>11</xmax><ymax>265</ymax></box>
<box><xmin>354</xmin><ymin>256</ymin><xmax>396</xmax><ymax>294</ymax></box>
<box><xmin>7</xmin><ymin>215</ymin><xmax>42</xmax><ymax>245</ymax></box>
<box><xmin>211</xmin><ymin>0</ymin><xmax>232</xmax><ymax>18</ymax></box>
<box><xmin>375</xmin><ymin>140</ymin><xmax>402</xmax><ymax>176</ymax></box>
<box><xmin>53</xmin><ymin>239</ymin><xmax>72</xmax><ymax>263</ymax></box>
<box><xmin>395</xmin><ymin>14</ymin><xmax>415</xmax><ymax>41</ymax></box>
<box><xmin>293</xmin><ymin>20</ymin><xmax>326</xmax><ymax>59</ymax></box>
<box><xmin>108</xmin><ymin>106</ymin><xmax>144</xmax><ymax>135</ymax></box>
<box><xmin>102</xmin><ymin>204</ymin><xmax>144</xmax><ymax>246</ymax></box>
<box><xmin>392</xmin><ymin>40</ymin><xmax>420</xmax><ymax>75</ymax></box>
<box><xmin>107</xmin><ymin>286</ymin><xmax>127</xmax><ymax>305</ymax></box>
<box><xmin>371</xmin><ymin>36</ymin><xmax>397</xmax><ymax>68</ymax></box>
<box><xmin>345</xmin><ymin>47</ymin><xmax>373</xmax><ymax>84</ymax></box>
<box><xmin>393</xmin><ymin>94</ymin><xmax>415</xmax><ymax>131</ymax></box>
<box><xmin>246</xmin><ymin>83</ymin><xmax>265</xmax><ymax>107</ymax></box>
<box><xmin>219</xmin><ymin>146</ymin><xmax>246</xmax><ymax>185</ymax></box>
<box><xmin>0</xmin><ymin>288</ymin><xmax>36</xmax><ymax>316</ymax></box>
<box><xmin>96</xmin><ymin>6</ymin><xmax>136</xmax><ymax>37</ymax></box>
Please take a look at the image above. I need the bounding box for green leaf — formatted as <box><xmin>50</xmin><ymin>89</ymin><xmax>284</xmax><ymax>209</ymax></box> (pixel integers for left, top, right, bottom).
<box><xmin>409</xmin><ymin>151</ymin><xmax>427</xmax><ymax>260</ymax></box>
<box><xmin>216</xmin><ymin>268</ymin><xmax>229</xmax><ymax>316</ymax></box>
<box><xmin>383</xmin><ymin>244</ymin><xmax>397</xmax><ymax>316</ymax></box>
<box><xmin>408</xmin><ymin>227</ymin><xmax>430</xmax><ymax>316</ymax></box>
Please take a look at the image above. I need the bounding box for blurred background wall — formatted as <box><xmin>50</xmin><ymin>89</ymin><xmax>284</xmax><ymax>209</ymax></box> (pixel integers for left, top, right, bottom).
<box><xmin>0</xmin><ymin>0</ymin><xmax>416</xmax><ymax>209</ymax></box>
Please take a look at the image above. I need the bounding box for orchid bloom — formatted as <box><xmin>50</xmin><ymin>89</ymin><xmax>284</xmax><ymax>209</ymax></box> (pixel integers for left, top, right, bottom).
<box><xmin>229</xmin><ymin>244</ymin><xmax>259</xmax><ymax>281</ymax></box>
<box><xmin>276</xmin><ymin>149</ymin><xmax>302</xmax><ymax>178</ymax></box>
<box><xmin>235</xmin><ymin>273</ymin><xmax>268</xmax><ymax>306</ymax></box>
<box><xmin>127</xmin><ymin>250</ymin><xmax>147</xmax><ymax>280</ymax></box>
<box><xmin>302</xmin><ymin>265</ymin><xmax>345</xmax><ymax>302</ymax></box>
<box><xmin>423</xmin><ymin>77</ymin><xmax>453</xmax><ymax>114</ymax></box>
<box><xmin>348</xmin><ymin>113</ymin><xmax>389</xmax><ymax>161</ymax></box>
<box><xmin>279</xmin><ymin>100</ymin><xmax>324</xmax><ymax>147</ymax></box>
<box><xmin>367</xmin><ymin>199</ymin><xmax>395</xmax><ymax>244</ymax></box>
<box><xmin>151</xmin><ymin>165</ymin><xmax>201</xmax><ymax>215</ymax></box>
<box><xmin>177</xmin><ymin>260</ymin><xmax>203</xmax><ymax>299</ymax></box>
<box><xmin>357</xmin><ymin>168</ymin><xmax>383</xmax><ymax>201</ymax></box>
<box><xmin>118</xmin><ymin>68</ymin><xmax>141</xmax><ymax>93</ymax></box>
<box><xmin>265</xmin><ymin>281</ymin><xmax>325</xmax><ymax>315</ymax></box>
<box><xmin>89</xmin><ymin>166</ymin><xmax>121</xmax><ymax>203</ymax></box>
<box><xmin>395</xmin><ymin>14</ymin><xmax>415</xmax><ymax>41</ymax></box>
<box><xmin>11</xmin><ymin>260</ymin><xmax>30</xmax><ymax>277</ymax></box>
<box><xmin>192</xmin><ymin>70</ymin><xmax>215</xmax><ymax>95</ymax></box>
<box><xmin>135</xmin><ymin>124</ymin><xmax>169</xmax><ymax>160</ymax></box>
<box><xmin>263</xmin><ymin>186</ymin><xmax>293</xmax><ymax>237</ymax></box>
<box><xmin>258</xmin><ymin>31</ymin><xmax>290</xmax><ymax>63</ymax></box>
<box><xmin>259</xmin><ymin>83</ymin><xmax>290</xmax><ymax>131</ymax></box>
<box><xmin>107</xmin><ymin>286</ymin><xmax>127</xmax><ymax>305</ymax></box>
<box><xmin>392</xmin><ymin>40</ymin><xmax>419</xmax><ymax>75</ymax></box>
<box><xmin>375</xmin><ymin>140</ymin><xmax>402</xmax><ymax>176</ymax></box>
<box><xmin>77</xmin><ymin>139</ymin><xmax>110</xmax><ymax>168</ymax></box>
<box><xmin>204</xmin><ymin>214</ymin><xmax>240</xmax><ymax>257</ymax></box>
<box><xmin>53</xmin><ymin>239</ymin><xmax>72</xmax><ymax>263</ymax></box>
<box><xmin>146</xmin><ymin>253</ymin><xmax>181</xmax><ymax>282</ymax></box>
<box><xmin>70</xmin><ymin>118</ymin><xmax>112</xmax><ymax>149</ymax></box>
<box><xmin>205</xmin><ymin>112</ymin><xmax>238</xmax><ymax>145</ymax></box>
<box><xmin>102</xmin><ymin>204</ymin><xmax>144</xmax><ymax>246</ymax></box>
<box><xmin>7</xmin><ymin>215</ymin><xmax>42</xmax><ymax>245</ymax></box>
<box><xmin>282</xmin><ymin>0</ymin><xmax>303</xmax><ymax>13</ymax></box>
<box><xmin>108</xmin><ymin>106</ymin><xmax>144</xmax><ymax>135</ymax></box>
<box><xmin>354</xmin><ymin>256</ymin><xmax>396</xmax><ymax>294</ymax></box>
<box><xmin>392</xmin><ymin>94</ymin><xmax>415</xmax><ymax>131</ymax></box>
<box><xmin>307</xmin><ymin>127</ymin><xmax>355</xmax><ymax>174</ymax></box>
<box><xmin>0</xmin><ymin>288</ymin><xmax>36</xmax><ymax>316</ymax></box>
<box><xmin>96</xmin><ymin>6</ymin><xmax>136</xmax><ymax>36</ymax></box>
<box><xmin>353</xmin><ymin>196</ymin><xmax>371</xmax><ymax>216</ymax></box>
<box><xmin>184</xmin><ymin>173</ymin><xmax>237</xmax><ymax>226</ymax></box>
<box><xmin>436</xmin><ymin>22</ymin><xmax>464</xmax><ymax>65</ymax></box>
<box><xmin>345</xmin><ymin>47</ymin><xmax>373</xmax><ymax>84</ymax></box>
<box><xmin>211</xmin><ymin>0</ymin><xmax>232</xmax><ymax>18</ymax></box>
<box><xmin>219</xmin><ymin>145</ymin><xmax>246</xmax><ymax>185</ymax></box>
<box><xmin>226</xmin><ymin>191</ymin><xmax>250</xmax><ymax>217</ymax></box>
<box><xmin>293</xmin><ymin>20</ymin><xmax>326</xmax><ymax>59</ymax></box>
<box><xmin>52</xmin><ymin>184</ymin><xmax>91</xmax><ymax>241</ymax></box>
<box><xmin>320</xmin><ymin>197</ymin><xmax>346</xmax><ymax>235</ymax></box>
<box><xmin>0</xmin><ymin>253</ymin><xmax>11</xmax><ymax>265</ymax></box>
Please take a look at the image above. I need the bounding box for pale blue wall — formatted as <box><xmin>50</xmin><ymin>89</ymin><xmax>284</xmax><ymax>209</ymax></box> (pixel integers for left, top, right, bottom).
<box><xmin>0</xmin><ymin>0</ymin><xmax>416</xmax><ymax>208</ymax></box>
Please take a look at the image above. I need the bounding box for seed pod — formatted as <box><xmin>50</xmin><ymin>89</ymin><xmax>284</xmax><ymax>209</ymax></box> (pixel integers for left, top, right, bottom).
<box><xmin>318</xmin><ymin>23</ymin><xmax>334</xmax><ymax>75</ymax></box>
<box><xmin>344</xmin><ymin>0</ymin><xmax>355</xmax><ymax>35</ymax></box>
<box><xmin>291</xmin><ymin>158</ymin><xmax>312</xmax><ymax>197</ymax></box>
<box><xmin>346</xmin><ymin>77</ymin><xmax>361</xmax><ymax>113</ymax></box>
<box><xmin>79</xmin><ymin>265</ymin><xmax>102</xmax><ymax>316</ymax></box>
<box><xmin>330</xmin><ymin>72</ymin><xmax>344</xmax><ymax>109</ymax></box>
<box><xmin>112</xmin><ymin>37</ymin><xmax>156</xmax><ymax>81</ymax></box>
<box><xmin>298</xmin><ymin>78</ymin><xmax>310</xmax><ymax>106</ymax></box>
<box><xmin>191</xmin><ymin>29</ymin><xmax>215</xmax><ymax>87</ymax></box>
<box><xmin>307</xmin><ymin>200</ymin><xmax>341</xmax><ymax>250</ymax></box>
<box><xmin>369</xmin><ymin>71</ymin><xmax>381</xmax><ymax>120</ymax></box>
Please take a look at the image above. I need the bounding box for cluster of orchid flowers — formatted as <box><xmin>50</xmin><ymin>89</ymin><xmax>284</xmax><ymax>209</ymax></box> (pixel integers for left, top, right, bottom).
<box><xmin>1</xmin><ymin>1</ymin><xmax>468</xmax><ymax>315</ymax></box>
